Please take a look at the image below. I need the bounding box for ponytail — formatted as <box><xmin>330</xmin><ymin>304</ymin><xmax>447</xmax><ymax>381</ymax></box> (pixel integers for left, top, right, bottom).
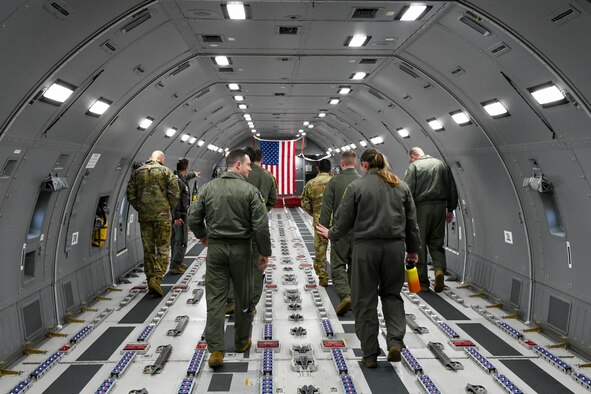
<box><xmin>360</xmin><ymin>149</ymin><xmax>400</xmax><ymax>187</ymax></box>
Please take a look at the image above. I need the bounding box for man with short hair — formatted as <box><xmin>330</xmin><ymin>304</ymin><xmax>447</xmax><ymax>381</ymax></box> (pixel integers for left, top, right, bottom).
<box><xmin>404</xmin><ymin>147</ymin><xmax>458</xmax><ymax>293</ymax></box>
<box><xmin>170</xmin><ymin>157</ymin><xmax>200</xmax><ymax>274</ymax></box>
<box><xmin>319</xmin><ymin>151</ymin><xmax>360</xmax><ymax>315</ymax></box>
<box><xmin>189</xmin><ymin>149</ymin><xmax>271</xmax><ymax>369</ymax></box>
<box><xmin>127</xmin><ymin>151</ymin><xmax>180</xmax><ymax>297</ymax></box>
<box><xmin>301</xmin><ymin>158</ymin><xmax>332</xmax><ymax>286</ymax></box>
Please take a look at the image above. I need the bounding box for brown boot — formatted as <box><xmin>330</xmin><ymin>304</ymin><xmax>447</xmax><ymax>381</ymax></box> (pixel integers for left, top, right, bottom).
<box><xmin>434</xmin><ymin>269</ymin><xmax>445</xmax><ymax>293</ymax></box>
<box><xmin>387</xmin><ymin>346</ymin><xmax>402</xmax><ymax>362</ymax></box>
<box><xmin>224</xmin><ymin>304</ymin><xmax>235</xmax><ymax>315</ymax></box>
<box><xmin>208</xmin><ymin>351</ymin><xmax>224</xmax><ymax>368</ymax></box>
<box><xmin>179</xmin><ymin>263</ymin><xmax>188</xmax><ymax>270</ymax></box>
<box><xmin>168</xmin><ymin>265</ymin><xmax>186</xmax><ymax>275</ymax></box>
<box><xmin>336</xmin><ymin>296</ymin><xmax>351</xmax><ymax>316</ymax></box>
<box><xmin>148</xmin><ymin>277</ymin><xmax>164</xmax><ymax>297</ymax></box>
<box><xmin>361</xmin><ymin>355</ymin><xmax>378</xmax><ymax>368</ymax></box>
<box><xmin>318</xmin><ymin>277</ymin><xmax>329</xmax><ymax>287</ymax></box>
<box><xmin>235</xmin><ymin>338</ymin><xmax>252</xmax><ymax>353</ymax></box>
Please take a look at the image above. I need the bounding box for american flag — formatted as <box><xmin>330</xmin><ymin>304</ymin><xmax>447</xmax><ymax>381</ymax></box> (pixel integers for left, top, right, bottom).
<box><xmin>260</xmin><ymin>139</ymin><xmax>296</xmax><ymax>195</ymax></box>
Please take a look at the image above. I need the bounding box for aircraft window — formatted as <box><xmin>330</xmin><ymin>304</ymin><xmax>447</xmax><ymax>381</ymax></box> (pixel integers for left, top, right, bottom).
<box><xmin>1</xmin><ymin>159</ymin><xmax>17</xmax><ymax>177</ymax></box>
<box><xmin>540</xmin><ymin>193</ymin><xmax>565</xmax><ymax>237</ymax></box>
<box><xmin>27</xmin><ymin>191</ymin><xmax>52</xmax><ymax>239</ymax></box>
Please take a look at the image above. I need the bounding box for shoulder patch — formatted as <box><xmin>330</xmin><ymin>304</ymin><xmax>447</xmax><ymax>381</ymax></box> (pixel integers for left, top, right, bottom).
<box><xmin>258</xmin><ymin>191</ymin><xmax>266</xmax><ymax>203</ymax></box>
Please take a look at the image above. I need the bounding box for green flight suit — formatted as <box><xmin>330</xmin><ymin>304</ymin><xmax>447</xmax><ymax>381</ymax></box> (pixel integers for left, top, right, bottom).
<box><xmin>329</xmin><ymin>169</ymin><xmax>420</xmax><ymax>358</ymax></box>
<box><xmin>404</xmin><ymin>155</ymin><xmax>458</xmax><ymax>287</ymax></box>
<box><xmin>188</xmin><ymin>171</ymin><xmax>271</xmax><ymax>353</ymax></box>
<box><xmin>127</xmin><ymin>160</ymin><xmax>180</xmax><ymax>281</ymax></box>
<box><xmin>301</xmin><ymin>172</ymin><xmax>332</xmax><ymax>281</ymax></box>
<box><xmin>319</xmin><ymin>168</ymin><xmax>360</xmax><ymax>300</ymax></box>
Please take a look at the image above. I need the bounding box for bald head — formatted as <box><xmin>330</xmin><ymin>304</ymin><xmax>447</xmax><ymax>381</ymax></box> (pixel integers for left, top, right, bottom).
<box><xmin>149</xmin><ymin>150</ymin><xmax>165</xmax><ymax>164</ymax></box>
<box><xmin>409</xmin><ymin>147</ymin><xmax>425</xmax><ymax>163</ymax></box>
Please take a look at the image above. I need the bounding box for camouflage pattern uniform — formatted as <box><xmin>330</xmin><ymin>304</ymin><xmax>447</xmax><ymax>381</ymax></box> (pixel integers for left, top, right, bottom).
<box><xmin>301</xmin><ymin>172</ymin><xmax>332</xmax><ymax>282</ymax></box>
<box><xmin>127</xmin><ymin>160</ymin><xmax>180</xmax><ymax>283</ymax></box>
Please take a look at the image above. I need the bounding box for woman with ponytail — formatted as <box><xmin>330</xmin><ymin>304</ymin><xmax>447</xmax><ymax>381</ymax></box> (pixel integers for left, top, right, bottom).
<box><xmin>317</xmin><ymin>148</ymin><xmax>421</xmax><ymax>368</ymax></box>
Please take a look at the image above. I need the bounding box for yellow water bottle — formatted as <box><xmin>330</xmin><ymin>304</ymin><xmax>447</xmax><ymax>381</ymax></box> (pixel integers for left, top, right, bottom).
<box><xmin>405</xmin><ymin>262</ymin><xmax>420</xmax><ymax>293</ymax></box>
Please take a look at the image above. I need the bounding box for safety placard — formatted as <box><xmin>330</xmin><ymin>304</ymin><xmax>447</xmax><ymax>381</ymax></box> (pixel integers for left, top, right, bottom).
<box><xmin>86</xmin><ymin>153</ymin><xmax>101</xmax><ymax>169</ymax></box>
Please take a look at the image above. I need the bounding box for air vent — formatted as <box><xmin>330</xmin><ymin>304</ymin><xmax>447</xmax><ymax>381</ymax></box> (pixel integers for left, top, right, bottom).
<box><xmin>201</xmin><ymin>35</ymin><xmax>223</xmax><ymax>43</ymax></box>
<box><xmin>351</xmin><ymin>8</ymin><xmax>379</xmax><ymax>19</ymax></box>
<box><xmin>510</xmin><ymin>278</ymin><xmax>521</xmax><ymax>307</ymax></box>
<box><xmin>44</xmin><ymin>0</ymin><xmax>74</xmax><ymax>19</ymax></box>
<box><xmin>450</xmin><ymin>66</ymin><xmax>465</xmax><ymax>76</ymax></box>
<box><xmin>170</xmin><ymin>62</ymin><xmax>190</xmax><ymax>76</ymax></box>
<box><xmin>121</xmin><ymin>9</ymin><xmax>151</xmax><ymax>33</ymax></box>
<box><xmin>63</xmin><ymin>281</ymin><xmax>75</xmax><ymax>310</ymax></box>
<box><xmin>399</xmin><ymin>64</ymin><xmax>420</xmax><ymax>79</ymax></box>
<box><xmin>547</xmin><ymin>295</ymin><xmax>570</xmax><ymax>333</ymax></box>
<box><xmin>274</xmin><ymin>93</ymin><xmax>285</xmax><ymax>96</ymax></box>
<box><xmin>279</xmin><ymin>26</ymin><xmax>299</xmax><ymax>35</ymax></box>
<box><xmin>368</xmin><ymin>89</ymin><xmax>384</xmax><ymax>100</ymax></box>
<box><xmin>549</xmin><ymin>5</ymin><xmax>580</xmax><ymax>24</ymax></box>
<box><xmin>133</xmin><ymin>65</ymin><xmax>145</xmax><ymax>74</ymax></box>
<box><xmin>489</xmin><ymin>42</ymin><xmax>511</xmax><ymax>56</ymax></box>
<box><xmin>423</xmin><ymin>82</ymin><xmax>433</xmax><ymax>90</ymax></box>
<box><xmin>100</xmin><ymin>40</ymin><xmax>118</xmax><ymax>53</ymax></box>
<box><xmin>23</xmin><ymin>300</ymin><xmax>43</xmax><ymax>339</ymax></box>
<box><xmin>359</xmin><ymin>58</ymin><xmax>377</xmax><ymax>64</ymax></box>
<box><xmin>210</xmin><ymin>106</ymin><xmax>223</xmax><ymax>114</ymax></box>
<box><xmin>459</xmin><ymin>12</ymin><xmax>490</xmax><ymax>36</ymax></box>
<box><xmin>218</xmin><ymin>67</ymin><xmax>234</xmax><ymax>72</ymax></box>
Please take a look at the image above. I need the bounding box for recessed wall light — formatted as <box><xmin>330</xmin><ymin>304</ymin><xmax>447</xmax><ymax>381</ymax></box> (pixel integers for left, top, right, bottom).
<box><xmin>138</xmin><ymin>117</ymin><xmax>154</xmax><ymax>130</ymax></box>
<box><xmin>228</xmin><ymin>83</ymin><xmax>240</xmax><ymax>90</ymax></box>
<box><xmin>238</xmin><ymin>104</ymin><xmax>247</xmax><ymax>109</ymax></box>
<box><xmin>338</xmin><ymin>86</ymin><xmax>351</xmax><ymax>95</ymax></box>
<box><xmin>528</xmin><ymin>83</ymin><xmax>567</xmax><ymax>106</ymax></box>
<box><xmin>329</xmin><ymin>98</ymin><xmax>340</xmax><ymax>105</ymax></box>
<box><xmin>427</xmin><ymin>118</ymin><xmax>444</xmax><ymax>131</ymax></box>
<box><xmin>318</xmin><ymin>112</ymin><xmax>326</xmax><ymax>117</ymax></box>
<box><xmin>359</xmin><ymin>140</ymin><xmax>367</xmax><ymax>147</ymax></box>
<box><xmin>42</xmin><ymin>80</ymin><xmax>75</xmax><ymax>104</ymax></box>
<box><xmin>303</xmin><ymin>121</ymin><xmax>309</xmax><ymax>126</ymax></box>
<box><xmin>346</xmin><ymin>34</ymin><xmax>370</xmax><ymax>47</ymax></box>
<box><xmin>349</xmin><ymin>143</ymin><xmax>356</xmax><ymax>149</ymax></box>
<box><xmin>351</xmin><ymin>72</ymin><xmax>367</xmax><ymax>80</ymax></box>
<box><xmin>225</xmin><ymin>2</ymin><xmax>246</xmax><ymax>19</ymax></box>
<box><xmin>87</xmin><ymin>98</ymin><xmax>112</xmax><ymax>116</ymax></box>
<box><xmin>214</xmin><ymin>56</ymin><xmax>230</xmax><ymax>66</ymax></box>
<box><xmin>397</xmin><ymin>128</ymin><xmax>410</xmax><ymax>138</ymax></box>
<box><xmin>165</xmin><ymin>127</ymin><xmax>178</xmax><ymax>138</ymax></box>
<box><xmin>234</xmin><ymin>95</ymin><xmax>244</xmax><ymax>101</ymax></box>
<box><xmin>251</xmin><ymin>129</ymin><xmax>256</xmax><ymax>133</ymax></box>
<box><xmin>197</xmin><ymin>140</ymin><xmax>205</xmax><ymax>146</ymax></box>
<box><xmin>370</xmin><ymin>136</ymin><xmax>384</xmax><ymax>145</ymax></box>
<box><xmin>308</xmin><ymin>124</ymin><xmax>314</xmax><ymax>128</ymax></box>
<box><xmin>189</xmin><ymin>137</ymin><xmax>197</xmax><ymax>144</ymax></box>
<box><xmin>450</xmin><ymin>110</ymin><xmax>471</xmax><ymax>125</ymax></box>
<box><xmin>397</xmin><ymin>5</ymin><xmax>429</xmax><ymax>21</ymax></box>
<box><xmin>482</xmin><ymin>99</ymin><xmax>509</xmax><ymax>118</ymax></box>
<box><xmin>181</xmin><ymin>134</ymin><xmax>190</xmax><ymax>142</ymax></box>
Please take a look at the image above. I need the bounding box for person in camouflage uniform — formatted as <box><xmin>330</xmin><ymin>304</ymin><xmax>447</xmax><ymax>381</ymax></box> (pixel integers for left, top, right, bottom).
<box><xmin>188</xmin><ymin>149</ymin><xmax>271</xmax><ymax>369</ymax></box>
<box><xmin>301</xmin><ymin>159</ymin><xmax>332</xmax><ymax>286</ymax></box>
<box><xmin>319</xmin><ymin>151</ymin><xmax>360</xmax><ymax>315</ymax></box>
<box><xmin>127</xmin><ymin>150</ymin><xmax>180</xmax><ymax>297</ymax></box>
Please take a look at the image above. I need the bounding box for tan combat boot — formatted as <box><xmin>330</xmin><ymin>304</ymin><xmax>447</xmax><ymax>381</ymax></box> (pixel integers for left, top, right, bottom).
<box><xmin>235</xmin><ymin>338</ymin><xmax>252</xmax><ymax>353</ymax></box>
<box><xmin>208</xmin><ymin>351</ymin><xmax>224</xmax><ymax>368</ymax></box>
<box><xmin>434</xmin><ymin>269</ymin><xmax>445</xmax><ymax>293</ymax></box>
<box><xmin>169</xmin><ymin>266</ymin><xmax>186</xmax><ymax>275</ymax></box>
<box><xmin>148</xmin><ymin>277</ymin><xmax>164</xmax><ymax>297</ymax></box>
<box><xmin>336</xmin><ymin>296</ymin><xmax>351</xmax><ymax>316</ymax></box>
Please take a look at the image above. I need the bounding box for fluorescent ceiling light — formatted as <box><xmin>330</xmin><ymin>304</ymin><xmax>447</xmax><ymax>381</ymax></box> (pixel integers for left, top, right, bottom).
<box><xmin>370</xmin><ymin>136</ymin><xmax>384</xmax><ymax>145</ymax></box>
<box><xmin>197</xmin><ymin>140</ymin><xmax>205</xmax><ymax>146</ymax></box>
<box><xmin>341</xmin><ymin>146</ymin><xmax>348</xmax><ymax>151</ymax></box>
<box><xmin>318</xmin><ymin>112</ymin><xmax>326</xmax><ymax>117</ymax></box>
<box><xmin>214</xmin><ymin>56</ymin><xmax>230</xmax><ymax>66</ymax></box>
<box><xmin>450</xmin><ymin>111</ymin><xmax>471</xmax><ymax>125</ymax></box>
<box><xmin>351</xmin><ymin>72</ymin><xmax>367</xmax><ymax>80</ymax></box>
<box><xmin>42</xmin><ymin>81</ymin><xmax>74</xmax><ymax>103</ymax></box>
<box><xmin>138</xmin><ymin>117</ymin><xmax>154</xmax><ymax>130</ymax></box>
<box><xmin>347</xmin><ymin>34</ymin><xmax>368</xmax><ymax>47</ymax></box>
<box><xmin>87</xmin><ymin>98</ymin><xmax>111</xmax><ymax>116</ymax></box>
<box><xmin>308</xmin><ymin>124</ymin><xmax>314</xmax><ymax>128</ymax></box>
<box><xmin>244</xmin><ymin>114</ymin><xmax>251</xmax><ymax>119</ymax></box>
<box><xmin>529</xmin><ymin>84</ymin><xmax>566</xmax><ymax>105</ymax></box>
<box><xmin>400</xmin><ymin>5</ymin><xmax>428</xmax><ymax>21</ymax></box>
<box><xmin>189</xmin><ymin>137</ymin><xmax>197</xmax><ymax>144</ymax></box>
<box><xmin>301</xmin><ymin>132</ymin><xmax>306</xmax><ymax>136</ymax></box>
<box><xmin>251</xmin><ymin>129</ymin><xmax>256</xmax><ymax>133</ymax></box>
<box><xmin>427</xmin><ymin>119</ymin><xmax>444</xmax><ymax>131</ymax></box>
<box><xmin>329</xmin><ymin>98</ymin><xmax>340</xmax><ymax>105</ymax></box>
<box><xmin>338</xmin><ymin>87</ymin><xmax>351</xmax><ymax>95</ymax></box>
<box><xmin>228</xmin><ymin>83</ymin><xmax>240</xmax><ymax>90</ymax></box>
<box><xmin>350</xmin><ymin>144</ymin><xmax>356</xmax><ymax>149</ymax></box>
<box><xmin>238</xmin><ymin>104</ymin><xmax>247</xmax><ymax>109</ymax></box>
<box><xmin>326</xmin><ymin>151</ymin><xmax>331</xmax><ymax>155</ymax></box>
<box><xmin>397</xmin><ymin>128</ymin><xmax>410</xmax><ymax>138</ymax></box>
<box><xmin>208</xmin><ymin>144</ymin><xmax>217</xmax><ymax>151</ymax></box>
<box><xmin>256</xmin><ymin>133</ymin><xmax>260</xmax><ymax>137</ymax></box>
<box><xmin>335</xmin><ymin>148</ymin><xmax>341</xmax><ymax>153</ymax></box>
<box><xmin>298</xmin><ymin>129</ymin><xmax>304</xmax><ymax>133</ymax></box>
<box><xmin>248</xmin><ymin>122</ymin><xmax>254</xmax><ymax>127</ymax></box>
<box><xmin>327</xmin><ymin>148</ymin><xmax>332</xmax><ymax>152</ymax></box>
<box><xmin>234</xmin><ymin>95</ymin><xmax>244</xmax><ymax>101</ymax></box>
<box><xmin>303</xmin><ymin>121</ymin><xmax>309</xmax><ymax>126</ymax></box>
<box><xmin>482</xmin><ymin>100</ymin><xmax>509</xmax><ymax>117</ymax></box>
<box><xmin>359</xmin><ymin>140</ymin><xmax>367</xmax><ymax>147</ymax></box>
<box><xmin>218</xmin><ymin>148</ymin><xmax>224</xmax><ymax>153</ymax></box>
<box><xmin>165</xmin><ymin>127</ymin><xmax>177</xmax><ymax>137</ymax></box>
<box><xmin>181</xmin><ymin>134</ymin><xmax>190</xmax><ymax>142</ymax></box>
<box><xmin>226</xmin><ymin>2</ymin><xmax>246</xmax><ymax>19</ymax></box>
<box><xmin>225</xmin><ymin>148</ymin><xmax>229</xmax><ymax>152</ymax></box>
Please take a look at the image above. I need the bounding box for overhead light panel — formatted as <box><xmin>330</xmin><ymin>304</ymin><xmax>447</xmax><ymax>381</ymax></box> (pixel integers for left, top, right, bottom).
<box><xmin>351</xmin><ymin>72</ymin><xmax>367</xmax><ymax>80</ymax></box>
<box><xmin>482</xmin><ymin>99</ymin><xmax>509</xmax><ymax>118</ymax></box>
<box><xmin>138</xmin><ymin>117</ymin><xmax>154</xmax><ymax>130</ymax></box>
<box><xmin>165</xmin><ymin>127</ymin><xmax>178</xmax><ymax>138</ymax></box>
<box><xmin>181</xmin><ymin>134</ymin><xmax>190</xmax><ymax>142</ymax></box>
<box><xmin>87</xmin><ymin>98</ymin><xmax>112</xmax><ymax>116</ymax></box>
<box><xmin>238</xmin><ymin>104</ymin><xmax>247</xmax><ymax>109</ymax></box>
<box><xmin>248</xmin><ymin>122</ymin><xmax>254</xmax><ymax>127</ymax></box>
<box><xmin>308</xmin><ymin>124</ymin><xmax>314</xmax><ymax>128</ymax></box>
<box><xmin>301</xmin><ymin>132</ymin><xmax>306</xmax><ymax>136</ymax></box>
<box><xmin>350</xmin><ymin>143</ymin><xmax>356</xmax><ymax>149</ymax></box>
<box><xmin>370</xmin><ymin>136</ymin><xmax>384</xmax><ymax>145</ymax></box>
<box><xmin>218</xmin><ymin>148</ymin><xmax>224</xmax><ymax>153</ymax></box>
<box><xmin>450</xmin><ymin>110</ymin><xmax>471</xmax><ymax>125</ymax></box>
<box><xmin>189</xmin><ymin>137</ymin><xmax>197</xmax><ymax>144</ymax></box>
<box><xmin>42</xmin><ymin>81</ymin><xmax>75</xmax><ymax>104</ymax></box>
<box><xmin>528</xmin><ymin>83</ymin><xmax>567</xmax><ymax>106</ymax></box>
<box><xmin>244</xmin><ymin>114</ymin><xmax>251</xmax><ymax>119</ymax></box>
<box><xmin>214</xmin><ymin>56</ymin><xmax>230</xmax><ymax>66</ymax></box>
<box><xmin>329</xmin><ymin>98</ymin><xmax>340</xmax><ymax>105</ymax></box>
<box><xmin>327</xmin><ymin>148</ymin><xmax>333</xmax><ymax>152</ymax></box>
<box><xmin>197</xmin><ymin>140</ymin><xmax>205</xmax><ymax>146</ymax></box>
<box><xmin>397</xmin><ymin>128</ymin><xmax>410</xmax><ymax>138</ymax></box>
<box><xmin>398</xmin><ymin>5</ymin><xmax>429</xmax><ymax>21</ymax></box>
<box><xmin>228</xmin><ymin>83</ymin><xmax>240</xmax><ymax>90</ymax></box>
<box><xmin>225</xmin><ymin>2</ymin><xmax>246</xmax><ymax>20</ymax></box>
<box><xmin>208</xmin><ymin>144</ymin><xmax>218</xmax><ymax>151</ymax></box>
<box><xmin>359</xmin><ymin>140</ymin><xmax>367</xmax><ymax>147</ymax></box>
<box><xmin>338</xmin><ymin>86</ymin><xmax>351</xmax><ymax>95</ymax></box>
<box><xmin>427</xmin><ymin>118</ymin><xmax>444</xmax><ymax>131</ymax></box>
<box><xmin>346</xmin><ymin>34</ymin><xmax>370</xmax><ymax>47</ymax></box>
<box><xmin>303</xmin><ymin>121</ymin><xmax>309</xmax><ymax>126</ymax></box>
<box><xmin>251</xmin><ymin>129</ymin><xmax>256</xmax><ymax>133</ymax></box>
<box><xmin>256</xmin><ymin>133</ymin><xmax>260</xmax><ymax>137</ymax></box>
<box><xmin>298</xmin><ymin>129</ymin><xmax>304</xmax><ymax>133</ymax></box>
<box><xmin>234</xmin><ymin>95</ymin><xmax>244</xmax><ymax>101</ymax></box>
<box><xmin>318</xmin><ymin>112</ymin><xmax>326</xmax><ymax>117</ymax></box>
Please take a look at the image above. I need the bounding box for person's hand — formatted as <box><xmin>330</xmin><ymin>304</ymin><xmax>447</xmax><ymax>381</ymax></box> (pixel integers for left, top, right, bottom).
<box><xmin>446</xmin><ymin>211</ymin><xmax>454</xmax><ymax>224</ymax></box>
<box><xmin>258</xmin><ymin>255</ymin><xmax>269</xmax><ymax>270</ymax></box>
<box><xmin>316</xmin><ymin>224</ymin><xmax>329</xmax><ymax>240</ymax></box>
<box><xmin>200</xmin><ymin>237</ymin><xmax>208</xmax><ymax>247</ymax></box>
<box><xmin>174</xmin><ymin>218</ymin><xmax>184</xmax><ymax>225</ymax></box>
<box><xmin>406</xmin><ymin>252</ymin><xmax>419</xmax><ymax>265</ymax></box>
<box><xmin>195</xmin><ymin>171</ymin><xmax>201</xmax><ymax>178</ymax></box>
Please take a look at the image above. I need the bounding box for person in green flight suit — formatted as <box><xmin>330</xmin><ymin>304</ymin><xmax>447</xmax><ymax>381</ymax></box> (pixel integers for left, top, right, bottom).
<box><xmin>188</xmin><ymin>148</ymin><xmax>271</xmax><ymax>369</ymax></box>
<box><xmin>301</xmin><ymin>159</ymin><xmax>332</xmax><ymax>287</ymax></box>
<box><xmin>319</xmin><ymin>151</ymin><xmax>360</xmax><ymax>315</ymax></box>
<box><xmin>317</xmin><ymin>149</ymin><xmax>420</xmax><ymax>368</ymax></box>
<box><xmin>127</xmin><ymin>150</ymin><xmax>180</xmax><ymax>297</ymax></box>
<box><xmin>404</xmin><ymin>147</ymin><xmax>458</xmax><ymax>293</ymax></box>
